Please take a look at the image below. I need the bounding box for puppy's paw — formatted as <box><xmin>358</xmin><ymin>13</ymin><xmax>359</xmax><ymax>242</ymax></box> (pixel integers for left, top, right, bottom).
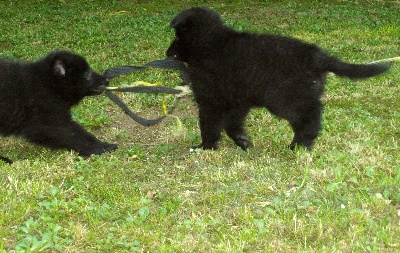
<box><xmin>79</xmin><ymin>143</ymin><xmax>118</xmax><ymax>156</ymax></box>
<box><xmin>233</xmin><ymin>135</ymin><xmax>254</xmax><ymax>151</ymax></box>
<box><xmin>289</xmin><ymin>141</ymin><xmax>313</xmax><ymax>151</ymax></box>
<box><xmin>102</xmin><ymin>142</ymin><xmax>118</xmax><ymax>152</ymax></box>
<box><xmin>191</xmin><ymin>142</ymin><xmax>217</xmax><ymax>151</ymax></box>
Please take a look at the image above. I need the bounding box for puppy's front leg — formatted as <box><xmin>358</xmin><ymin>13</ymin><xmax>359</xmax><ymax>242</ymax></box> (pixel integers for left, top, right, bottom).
<box><xmin>195</xmin><ymin>105</ymin><xmax>224</xmax><ymax>150</ymax></box>
<box><xmin>68</xmin><ymin>121</ymin><xmax>118</xmax><ymax>156</ymax></box>
<box><xmin>22</xmin><ymin>121</ymin><xmax>117</xmax><ymax>156</ymax></box>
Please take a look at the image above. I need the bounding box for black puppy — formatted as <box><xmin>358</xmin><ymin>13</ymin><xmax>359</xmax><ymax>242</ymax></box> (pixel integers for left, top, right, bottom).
<box><xmin>166</xmin><ymin>7</ymin><xmax>390</xmax><ymax>150</ymax></box>
<box><xmin>0</xmin><ymin>50</ymin><xmax>117</xmax><ymax>162</ymax></box>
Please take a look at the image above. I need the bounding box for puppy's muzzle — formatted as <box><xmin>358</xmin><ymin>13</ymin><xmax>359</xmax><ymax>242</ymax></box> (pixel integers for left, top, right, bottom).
<box><xmin>88</xmin><ymin>74</ymin><xmax>109</xmax><ymax>96</ymax></box>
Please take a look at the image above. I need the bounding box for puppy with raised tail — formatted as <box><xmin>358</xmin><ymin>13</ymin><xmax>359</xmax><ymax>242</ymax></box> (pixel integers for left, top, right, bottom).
<box><xmin>167</xmin><ymin>7</ymin><xmax>390</xmax><ymax>151</ymax></box>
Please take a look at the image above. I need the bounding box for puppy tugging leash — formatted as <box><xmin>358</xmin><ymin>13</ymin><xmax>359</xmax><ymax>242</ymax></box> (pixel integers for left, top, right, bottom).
<box><xmin>103</xmin><ymin>58</ymin><xmax>188</xmax><ymax>126</ymax></box>
<box><xmin>0</xmin><ymin>59</ymin><xmax>187</xmax><ymax>165</ymax></box>
<box><xmin>102</xmin><ymin>56</ymin><xmax>398</xmax><ymax>127</ymax></box>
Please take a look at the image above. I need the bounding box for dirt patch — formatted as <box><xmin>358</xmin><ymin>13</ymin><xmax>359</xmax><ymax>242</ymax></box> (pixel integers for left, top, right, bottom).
<box><xmin>104</xmin><ymin>95</ymin><xmax>198</xmax><ymax>147</ymax></box>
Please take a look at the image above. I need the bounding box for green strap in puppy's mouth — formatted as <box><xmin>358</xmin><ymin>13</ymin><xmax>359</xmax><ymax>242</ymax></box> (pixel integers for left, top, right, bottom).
<box><xmin>89</xmin><ymin>84</ymin><xmax>107</xmax><ymax>96</ymax></box>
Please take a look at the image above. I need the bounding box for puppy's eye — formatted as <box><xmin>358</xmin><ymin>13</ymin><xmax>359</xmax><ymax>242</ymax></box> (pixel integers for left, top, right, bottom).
<box><xmin>83</xmin><ymin>70</ymin><xmax>93</xmax><ymax>81</ymax></box>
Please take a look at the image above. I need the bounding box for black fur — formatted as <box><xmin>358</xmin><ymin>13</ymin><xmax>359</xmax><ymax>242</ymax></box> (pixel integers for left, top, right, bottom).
<box><xmin>166</xmin><ymin>7</ymin><xmax>390</xmax><ymax>150</ymax></box>
<box><xmin>0</xmin><ymin>155</ymin><xmax>13</xmax><ymax>164</ymax></box>
<box><xmin>0</xmin><ymin>50</ymin><xmax>117</xmax><ymax>162</ymax></box>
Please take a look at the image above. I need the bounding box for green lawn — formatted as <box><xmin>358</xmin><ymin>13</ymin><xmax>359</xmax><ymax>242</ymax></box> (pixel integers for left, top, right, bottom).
<box><xmin>0</xmin><ymin>0</ymin><xmax>399</xmax><ymax>252</ymax></box>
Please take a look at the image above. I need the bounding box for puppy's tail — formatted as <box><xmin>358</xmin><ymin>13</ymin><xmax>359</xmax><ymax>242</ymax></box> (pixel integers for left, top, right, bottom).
<box><xmin>323</xmin><ymin>56</ymin><xmax>390</xmax><ymax>79</ymax></box>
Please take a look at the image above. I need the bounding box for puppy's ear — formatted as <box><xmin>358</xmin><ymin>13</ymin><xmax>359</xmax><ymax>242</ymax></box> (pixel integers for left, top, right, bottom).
<box><xmin>53</xmin><ymin>60</ymin><xmax>66</xmax><ymax>76</ymax></box>
<box><xmin>170</xmin><ymin>15</ymin><xmax>187</xmax><ymax>30</ymax></box>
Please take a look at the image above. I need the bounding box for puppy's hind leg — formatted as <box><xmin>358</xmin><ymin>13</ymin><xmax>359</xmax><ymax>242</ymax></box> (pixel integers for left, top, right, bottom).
<box><xmin>224</xmin><ymin>108</ymin><xmax>253</xmax><ymax>151</ymax></box>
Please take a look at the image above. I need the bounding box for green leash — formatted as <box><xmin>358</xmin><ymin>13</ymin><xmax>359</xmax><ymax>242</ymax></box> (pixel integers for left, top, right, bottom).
<box><xmin>103</xmin><ymin>58</ymin><xmax>188</xmax><ymax>126</ymax></box>
<box><xmin>103</xmin><ymin>56</ymin><xmax>398</xmax><ymax>127</ymax></box>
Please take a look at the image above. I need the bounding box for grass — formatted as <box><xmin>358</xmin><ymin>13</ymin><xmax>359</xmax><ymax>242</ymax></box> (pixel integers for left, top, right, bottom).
<box><xmin>0</xmin><ymin>0</ymin><xmax>399</xmax><ymax>252</ymax></box>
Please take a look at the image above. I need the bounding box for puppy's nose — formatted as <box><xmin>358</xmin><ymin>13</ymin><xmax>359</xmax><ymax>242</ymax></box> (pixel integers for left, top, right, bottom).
<box><xmin>103</xmin><ymin>78</ymin><xmax>110</xmax><ymax>86</ymax></box>
<box><xmin>98</xmin><ymin>73</ymin><xmax>111</xmax><ymax>86</ymax></box>
<box><xmin>166</xmin><ymin>55</ymin><xmax>178</xmax><ymax>60</ymax></box>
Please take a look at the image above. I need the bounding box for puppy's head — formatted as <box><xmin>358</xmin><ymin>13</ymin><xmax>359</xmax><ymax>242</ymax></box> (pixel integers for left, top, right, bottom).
<box><xmin>42</xmin><ymin>51</ymin><xmax>108</xmax><ymax>104</ymax></box>
<box><xmin>167</xmin><ymin>7</ymin><xmax>223</xmax><ymax>60</ymax></box>
<box><xmin>170</xmin><ymin>7</ymin><xmax>223</xmax><ymax>36</ymax></box>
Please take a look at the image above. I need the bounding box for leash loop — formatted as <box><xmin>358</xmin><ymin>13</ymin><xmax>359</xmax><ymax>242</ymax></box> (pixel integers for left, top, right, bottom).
<box><xmin>103</xmin><ymin>58</ymin><xmax>187</xmax><ymax>126</ymax></box>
